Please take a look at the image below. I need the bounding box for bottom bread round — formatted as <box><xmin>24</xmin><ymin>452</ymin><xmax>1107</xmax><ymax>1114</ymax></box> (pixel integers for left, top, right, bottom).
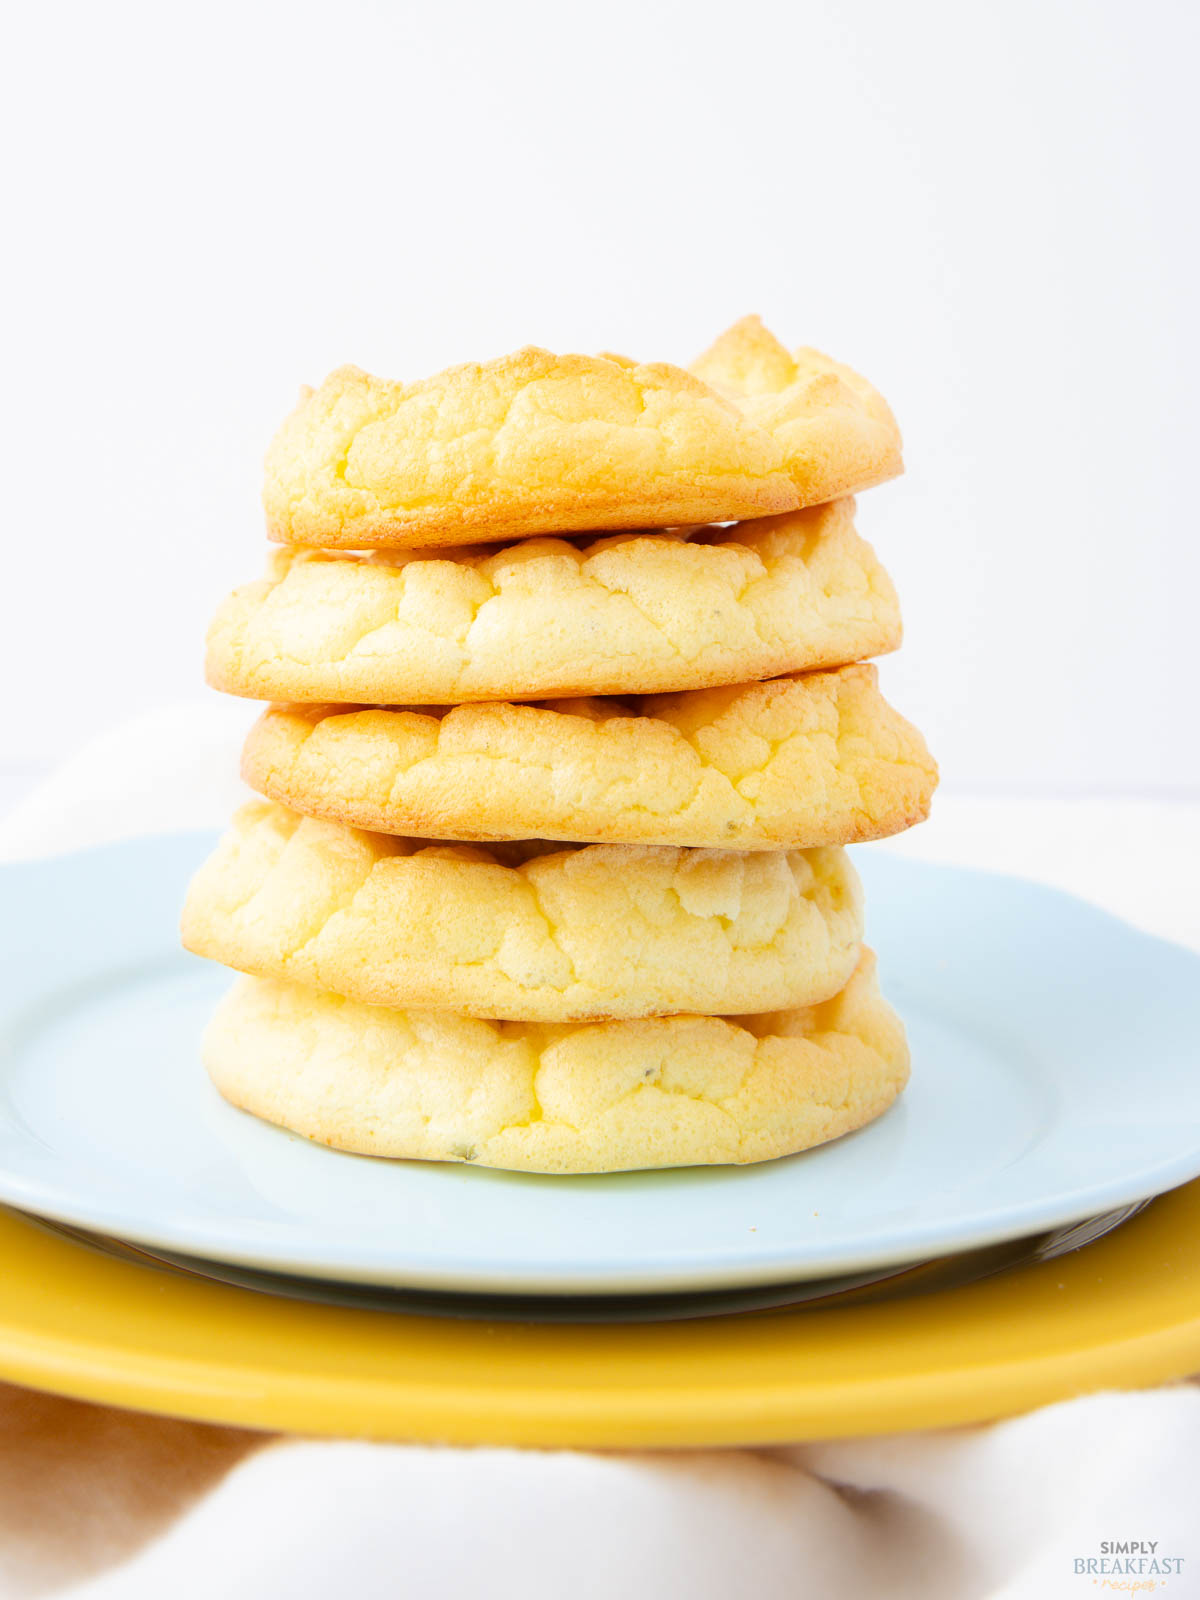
<box><xmin>203</xmin><ymin>950</ymin><xmax>909</xmax><ymax>1174</ymax></box>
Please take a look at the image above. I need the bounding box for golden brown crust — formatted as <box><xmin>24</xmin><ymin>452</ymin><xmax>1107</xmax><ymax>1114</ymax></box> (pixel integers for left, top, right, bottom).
<box><xmin>204</xmin><ymin>950</ymin><xmax>910</xmax><ymax>1173</ymax></box>
<box><xmin>207</xmin><ymin>501</ymin><xmax>901</xmax><ymax>704</ymax></box>
<box><xmin>240</xmin><ymin>664</ymin><xmax>937</xmax><ymax>850</ymax></box>
<box><xmin>691</xmin><ymin>317</ymin><xmax>903</xmax><ymax>505</ymax></box>
<box><xmin>263</xmin><ymin>349</ymin><xmax>797</xmax><ymax>550</ymax></box>
<box><xmin>181</xmin><ymin>801</ymin><xmax>864</xmax><ymax>1022</ymax></box>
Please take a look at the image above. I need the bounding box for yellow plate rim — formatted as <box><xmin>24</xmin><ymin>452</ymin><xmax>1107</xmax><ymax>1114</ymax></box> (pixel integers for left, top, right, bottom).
<box><xmin>2</xmin><ymin>1180</ymin><xmax>1200</xmax><ymax>1446</ymax></box>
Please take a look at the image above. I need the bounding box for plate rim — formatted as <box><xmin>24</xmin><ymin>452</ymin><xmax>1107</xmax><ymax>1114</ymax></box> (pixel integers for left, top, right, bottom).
<box><xmin>4</xmin><ymin>1138</ymin><xmax>1200</xmax><ymax>1295</ymax></box>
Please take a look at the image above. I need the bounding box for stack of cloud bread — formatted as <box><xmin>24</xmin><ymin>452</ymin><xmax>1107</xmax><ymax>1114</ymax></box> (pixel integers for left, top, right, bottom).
<box><xmin>182</xmin><ymin>316</ymin><xmax>937</xmax><ymax>1175</ymax></box>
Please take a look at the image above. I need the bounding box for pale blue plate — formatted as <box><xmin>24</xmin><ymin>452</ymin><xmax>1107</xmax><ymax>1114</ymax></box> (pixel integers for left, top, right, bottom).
<box><xmin>1</xmin><ymin>834</ymin><xmax>1198</xmax><ymax>1295</ymax></box>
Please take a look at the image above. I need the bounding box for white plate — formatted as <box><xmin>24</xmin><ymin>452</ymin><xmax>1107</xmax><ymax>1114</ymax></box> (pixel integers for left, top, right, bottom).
<box><xmin>1</xmin><ymin>835</ymin><xmax>1199</xmax><ymax>1295</ymax></box>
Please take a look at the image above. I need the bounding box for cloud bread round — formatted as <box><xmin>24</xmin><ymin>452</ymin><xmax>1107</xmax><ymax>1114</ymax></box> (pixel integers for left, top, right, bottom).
<box><xmin>181</xmin><ymin>800</ymin><xmax>863</xmax><ymax>1022</ymax></box>
<box><xmin>691</xmin><ymin>317</ymin><xmax>903</xmax><ymax>507</ymax></box>
<box><xmin>241</xmin><ymin>663</ymin><xmax>937</xmax><ymax>851</ymax></box>
<box><xmin>207</xmin><ymin>500</ymin><xmax>901</xmax><ymax>705</ymax></box>
<box><xmin>203</xmin><ymin>950</ymin><xmax>909</xmax><ymax>1174</ymax></box>
<box><xmin>263</xmin><ymin>348</ymin><xmax>798</xmax><ymax>550</ymax></box>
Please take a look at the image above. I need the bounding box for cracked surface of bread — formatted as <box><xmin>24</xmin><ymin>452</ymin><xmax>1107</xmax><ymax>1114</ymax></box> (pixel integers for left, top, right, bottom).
<box><xmin>203</xmin><ymin>951</ymin><xmax>908</xmax><ymax>1173</ymax></box>
<box><xmin>182</xmin><ymin>800</ymin><xmax>864</xmax><ymax>1021</ymax></box>
<box><xmin>208</xmin><ymin>500</ymin><xmax>901</xmax><ymax>704</ymax></box>
<box><xmin>691</xmin><ymin>317</ymin><xmax>903</xmax><ymax>506</ymax></box>
<box><xmin>263</xmin><ymin>348</ymin><xmax>798</xmax><ymax>549</ymax></box>
<box><xmin>241</xmin><ymin>664</ymin><xmax>937</xmax><ymax>850</ymax></box>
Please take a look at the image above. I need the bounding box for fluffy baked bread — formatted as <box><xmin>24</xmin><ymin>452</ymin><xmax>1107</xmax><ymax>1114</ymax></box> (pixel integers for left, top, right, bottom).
<box><xmin>262</xmin><ymin>324</ymin><xmax>902</xmax><ymax>550</ymax></box>
<box><xmin>207</xmin><ymin>500</ymin><xmax>901</xmax><ymax>704</ymax></box>
<box><xmin>203</xmin><ymin>950</ymin><xmax>909</xmax><ymax>1173</ymax></box>
<box><xmin>263</xmin><ymin>348</ymin><xmax>797</xmax><ymax>549</ymax></box>
<box><xmin>691</xmin><ymin>316</ymin><xmax>902</xmax><ymax>505</ymax></box>
<box><xmin>182</xmin><ymin>800</ymin><xmax>863</xmax><ymax>1022</ymax></box>
<box><xmin>241</xmin><ymin>663</ymin><xmax>937</xmax><ymax>850</ymax></box>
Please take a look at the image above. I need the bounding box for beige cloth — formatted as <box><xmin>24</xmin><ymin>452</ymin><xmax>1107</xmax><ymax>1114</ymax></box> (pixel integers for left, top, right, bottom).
<box><xmin>1</xmin><ymin>704</ymin><xmax>1199</xmax><ymax>1599</ymax></box>
<box><xmin>4</xmin><ymin>1391</ymin><xmax>1200</xmax><ymax>1598</ymax></box>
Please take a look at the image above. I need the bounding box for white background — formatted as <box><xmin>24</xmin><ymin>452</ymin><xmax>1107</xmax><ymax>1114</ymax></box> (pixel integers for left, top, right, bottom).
<box><xmin>2</xmin><ymin>0</ymin><xmax>1197</xmax><ymax>796</ymax></box>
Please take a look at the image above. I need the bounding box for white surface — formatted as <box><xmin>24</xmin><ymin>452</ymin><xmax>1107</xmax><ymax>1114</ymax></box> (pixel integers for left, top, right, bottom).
<box><xmin>3</xmin><ymin>0</ymin><xmax>1199</xmax><ymax>796</ymax></box>
<box><xmin>2</xmin><ymin>711</ymin><xmax>1199</xmax><ymax>1597</ymax></box>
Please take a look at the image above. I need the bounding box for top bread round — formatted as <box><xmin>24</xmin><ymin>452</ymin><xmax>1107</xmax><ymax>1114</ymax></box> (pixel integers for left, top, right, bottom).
<box><xmin>263</xmin><ymin>320</ymin><xmax>902</xmax><ymax>550</ymax></box>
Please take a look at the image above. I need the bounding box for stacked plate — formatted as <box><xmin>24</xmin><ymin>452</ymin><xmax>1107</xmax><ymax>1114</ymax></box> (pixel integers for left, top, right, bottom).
<box><xmin>2</xmin><ymin>832</ymin><xmax>1200</xmax><ymax>1439</ymax></box>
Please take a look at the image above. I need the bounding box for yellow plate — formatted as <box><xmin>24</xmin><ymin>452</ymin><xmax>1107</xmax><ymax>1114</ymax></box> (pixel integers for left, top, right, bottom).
<box><xmin>2</xmin><ymin>1181</ymin><xmax>1200</xmax><ymax>1446</ymax></box>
